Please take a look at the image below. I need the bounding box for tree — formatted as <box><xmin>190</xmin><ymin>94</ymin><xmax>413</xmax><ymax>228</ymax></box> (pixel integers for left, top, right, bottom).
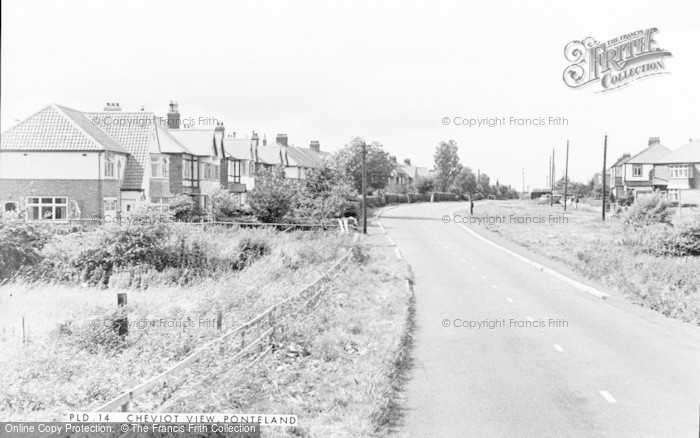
<box><xmin>248</xmin><ymin>166</ymin><xmax>295</xmax><ymax>223</ymax></box>
<box><xmin>433</xmin><ymin>140</ymin><xmax>462</xmax><ymax>192</ymax></box>
<box><xmin>452</xmin><ymin>167</ymin><xmax>477</xmax><ymax>195</ymax></box>
<box><xmin>293</xmin><ymin>162</ymin><xmax>356</xmax><ymax>222</ymax></box>
<box><xmin>210</xmin><ymin>188</ymin><xmax>241</xmax><ymax>220</ymax></box>
<box><xmin>477</xmin><ymin>173</ymin><xmax>491</xmax><ymax>197</ymax></box>
<box><xmin>414</xmin><ymin>174</ymin><xmax>435</xmax><ymax>194</ymax></box>
<box><xmin>588</xmin><ymin>172</ymin><xmax>605</xmax><ymax>199</ymax></box>
<box><xmin>333</xmin><ymin>137</ymin><xmax>395</xmax><ymax>193</ymax></box>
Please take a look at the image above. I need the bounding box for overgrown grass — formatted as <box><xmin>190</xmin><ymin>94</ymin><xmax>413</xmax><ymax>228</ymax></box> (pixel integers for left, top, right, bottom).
<box><xmin>134</xmin><ymin>245</ymin><xmax>412</xmax><ymax>437</ymax></box>
<box><xmin>464</xmin><ymin>200</ymin><xmax>700</xmax><ymax>324</ymax></box>
<box><xmin>0</xmin><ymin>227</ymin><xmax>414</xmax><ymax>437</ymax></box>
<box><xmin>0</xmin><ymin>227</ymin><xmax>355</xmax><ymax>421</ymax></box>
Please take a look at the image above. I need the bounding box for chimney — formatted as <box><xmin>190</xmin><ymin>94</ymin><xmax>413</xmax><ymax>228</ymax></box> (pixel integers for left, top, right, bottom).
<box><xmin>103</xmin><ymin>102</ymin><xmax>122</xmax><ymax>111</ymax></box>
<box><xmin>310</xmin><ymin>140</ymin><xmax>320</xmax><ymax>153</ymax></box>
<box><xmin>649</xmin><ymin>136</ymin><xmax>660</xmax><ymax>145</ymax></box>
<box><xmin>215</xmin><ymin>122</ymin><xmax>225</xmax><ymax>133</ymax></box>
<box><xmin>263</xmin><ymin>134</ymin><xmax>267</xmax><ymax>146</ymax></box>
<box><xmin>276</xmin><ymin>134</ymin><xmax>288</xmax><ymax>147</ymax></box>
<box><xmin>389</xmin><ymin>155</ymin><xmax>397</xmax><ymax>162</ymax></box>
<box><xmin>252</xmin><ymin>131</ymin><xmax>259</xmax><ymax>147</ymax></box>
<box><xmin>167</xmin><ymin>101</ymin><xmax>180</xmax><ymax>129</ymax></box>
<box><xmin>404</xmin><ymin>158</ymin><xmax>411</xmax><ymax>166</ymax></box>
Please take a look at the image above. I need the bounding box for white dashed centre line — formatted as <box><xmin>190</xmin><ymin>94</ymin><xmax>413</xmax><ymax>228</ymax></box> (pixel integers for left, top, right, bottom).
<box><xmin>598</xmin><ymin>391</ymin><xmax>617</xmax><ymax>403</ymax></box>
<box><xmin>553</xmin><ymin>344</ymin><xmax>564</xmax><ymax>352</ymax></box>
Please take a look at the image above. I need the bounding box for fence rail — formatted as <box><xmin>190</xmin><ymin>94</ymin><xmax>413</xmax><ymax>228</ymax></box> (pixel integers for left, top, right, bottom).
<box><xmin>94</xmin><ymin>249</ymin><xmax>353</xmax><ymax>413</ymax></box>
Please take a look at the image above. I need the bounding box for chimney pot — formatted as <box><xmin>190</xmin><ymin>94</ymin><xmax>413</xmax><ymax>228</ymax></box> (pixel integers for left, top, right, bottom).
<box><xmin>167</xmin><ymin>100</ymin><xmax>181</xmax><ymax>129</ymax></box>
<box><xmin>310</xmin><ymin>140</ymin><xmax>320</xmax><ymax>153</ymax></box>
<box><xmin>276</xmin><ymin>133</ymin><xmax>288</xmax><ymax>147</ymax></box>
<box><xmin>649</xmin><ymin>136</ymin><xmax>660</xmax><ymax>145</ymax></box>
<box><xmin>404</xmin><ymin>158</ymin><xmax>411</xmax><ymax>166</ymax></box>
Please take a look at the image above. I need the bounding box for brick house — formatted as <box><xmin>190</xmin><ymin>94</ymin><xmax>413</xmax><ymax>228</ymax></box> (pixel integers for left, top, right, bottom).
<box><xmin>610</xmin><ymin>137</ymin><xmax>671</xmax><ymax>200</ymax></box>
<box><xmin>654</xmin><ymin>139</ymin><xmax>700</xmax><ymax>206</ymax></box>
<box><xmin>0</xmin><ymin>104</ymin><xmax>129</xmax><ymax>220</ymax></box>
<box><xmin>167</xmin><ymin>121</ymin><xmax>226</xmax><ymax>212</ymax></box>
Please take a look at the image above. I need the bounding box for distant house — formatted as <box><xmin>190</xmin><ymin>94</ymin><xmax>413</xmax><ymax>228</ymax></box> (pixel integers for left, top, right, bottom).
<box><xmin>610</xmin><ymin>137</ymin><xmax>671</xmax><ymax>200</ymax></box>
<box><xmin>654</xmin><ymin>139</ymin><xmax>700</xmax><ymax>206</ymax></box>
<box><xmin>167</xmin><ymin>119</ymin><xmax>226</xmax><ymax>212</ymax></box>
<box><xmin>1</xmin><ymin>103</ymin><xmax>130</xmax><ymax>220</ymax></box>
<box><xmin>224</xmin><ymin>133</ymin><xmax>329</xmax><ymax>203</ymax></box>
<box><xmin>607</xmin><ymin>154</ymin><xmax>631</xmax><ymax>199</ymax></box>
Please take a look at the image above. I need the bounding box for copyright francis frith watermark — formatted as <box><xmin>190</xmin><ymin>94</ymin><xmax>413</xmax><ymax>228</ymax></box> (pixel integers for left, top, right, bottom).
<box><xmin>563</xmin><ymin>27</ymin><xmax>672</xmax><ymax>93</ymax></box>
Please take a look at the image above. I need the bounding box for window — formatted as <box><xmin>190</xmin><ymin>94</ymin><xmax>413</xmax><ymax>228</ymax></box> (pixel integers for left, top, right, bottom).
<box><xmin>105</xmin><ymin>154</ymin><xmax>115</xmax><ymax>178</ymax></box>
<box><xmin>632</xmin><ymin>164</ymin><xmax>642</xmax><ymax>177</ymax></box>
<box><xmin>668</xmin><ymin>189</ymin><xmax>680</xmax><ymax>202</ymax></box>
<box><xmin>150</xmin><ymin>197</ymin><xmax>170</xmax><ymax>212</ymax></box>
<box><xmin>151</xmin><ymin>155</ymin><xmax>169</xmax><ymax>178</ymax></box>
<box><xmin>230</xmin><ymin>160</ymin><xmax>241</xmax><ymax>183</ymax></box>
<box><xmin>183</xmin><ymin>156</ymin><xmax>193</xmax><ymax>179</ymax></box>
<box><xmin>4</xmin><ymin>202</ymin><xmax>17</xmax><ymax>212</ymax></box>
<box><xmin>669</xmin><ymin>164</ymin><xmax>692</xmax><ymax>179</ymax></box>
<box><xmin>103</xmin><ymin>198</ymin><xmax>117</xmax><ymax>217</ymax></box>
<box><xmin>27</xmin><ymin>197</ymin><xmax>67</xmax><ymax>221</ymax></box>
<box><xmin>213</xmin><ymin>164</ymin><xmax>220</xmax><ymax>181</ymax></box>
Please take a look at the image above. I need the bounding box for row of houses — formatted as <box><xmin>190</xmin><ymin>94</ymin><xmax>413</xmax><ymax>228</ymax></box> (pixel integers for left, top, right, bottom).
<box><xmin>0</xmin><ymin>101</ymin><xmax>432</xmax><ymax>221</ymax></box>
<box><xmin>0</xmin><ymin>101</ymin><xmax>333</xmax><ymax>220</ymax></box>
<box><xmin>608</xmin><ymin>136</ymin><xmax>700</xmax><ymax>205</ymax></box>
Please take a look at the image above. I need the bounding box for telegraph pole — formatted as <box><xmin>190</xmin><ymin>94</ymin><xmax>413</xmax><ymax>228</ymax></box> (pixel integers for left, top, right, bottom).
<box><xmin>550</xmin><ymin>148</ymin><xmax>555</xmax><ymax>207</ymax></box>
<box><xmin>563</xmin><ymin>140</ymin><xmax>569</xmax><ymax>212</ymax></box>
<box><xmin>602</xmin><ymin>134</ymin><xmax>607</xmax><ymax>221</ymax></box>
<box><xmin>362</xmin><ymin>141</ymin><xmax>367</xmax><ymax>234</ymax></box>
<box><xmin>522</xmin><ymin>168</ymin><xmax>525</xmax><ymax>200</ymax></box>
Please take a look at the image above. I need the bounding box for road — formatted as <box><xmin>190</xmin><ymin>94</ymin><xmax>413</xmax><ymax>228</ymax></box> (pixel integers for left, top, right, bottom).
<box><xmin>376</xmin><ymin>201</ymin><xmax>700</xmax><ymax>437</ymax></box>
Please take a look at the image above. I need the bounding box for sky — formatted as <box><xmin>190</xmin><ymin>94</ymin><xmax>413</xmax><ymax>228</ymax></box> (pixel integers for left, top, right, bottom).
<box><xmin>2</xmin><ymin>0</ymin><xmax>699</xmax><ymax>189</ymax></box>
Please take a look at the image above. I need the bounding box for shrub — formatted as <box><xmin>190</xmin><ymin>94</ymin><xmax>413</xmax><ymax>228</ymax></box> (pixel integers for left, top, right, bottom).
<box><xmin>248</xmin><ymin>166</ymin><xmax>295</xmax><ymax>223</ymax></box>
<box><xmin>0</xmin><ymin>218</ymin><xmax>51</xmax><ymax>280</ymax></box>
<box><xmin>170</xmin><ymin>195</ymin><xmax>196</xmax><ymax>221</ymax></box>
<box><xmin>431</xmin><ymin>192</ymin><xmax>458</xmax><ymax>202</ymax></box>
<box><xmin>624</xmin><ymin>193</ymin><xmax>673</xmax><ymax>227</ymax></box>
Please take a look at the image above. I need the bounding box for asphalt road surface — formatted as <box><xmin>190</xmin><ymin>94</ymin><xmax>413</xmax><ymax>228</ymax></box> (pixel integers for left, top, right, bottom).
<box><xmin>377</xmin><ymin>201</ymin><xmax>700</xmax><ymax>438</ymax></box>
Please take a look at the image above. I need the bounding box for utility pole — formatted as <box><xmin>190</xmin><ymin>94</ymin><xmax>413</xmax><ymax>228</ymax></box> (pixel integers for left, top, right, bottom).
<box><xmin>550</xmin><ymin>148</ymin><xmax>555</xmax><ymax>207</ymax></box>
<box><xmin>547</xmin><ymin>156</ymin><xmax>551</xmax><ymax>188</ymax></box>
<box><xmin>522</xmin><ymin>168</ymin><xmax>525</xmax><ymax>200</ymax></box>
<box><xmin>563</xmin><ymin>140</ymin><xmax>569</xmax><ymax>212</ymax></box>
<box><xmin>602</xmin><ymin>134</ymin><xmax>607</xmax><ymax>221</ymax></box>
<box><xmin>362</xmin><ymin>141</ymin><xmax>367</xmax><ymax>234</ymax></box>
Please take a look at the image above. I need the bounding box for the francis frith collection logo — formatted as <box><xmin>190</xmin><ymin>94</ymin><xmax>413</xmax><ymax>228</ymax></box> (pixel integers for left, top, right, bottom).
<box><xmin>563</xmin><ymin>28</ymin><xmax>672</xmax><ymax>92</ymax></box>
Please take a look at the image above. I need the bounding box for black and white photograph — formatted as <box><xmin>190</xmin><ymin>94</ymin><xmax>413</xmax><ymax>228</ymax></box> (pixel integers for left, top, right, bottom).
<box><xmin>0</xmin><ymin>1</ymin><xmax>698</xmax><ymax>437</ymax></box>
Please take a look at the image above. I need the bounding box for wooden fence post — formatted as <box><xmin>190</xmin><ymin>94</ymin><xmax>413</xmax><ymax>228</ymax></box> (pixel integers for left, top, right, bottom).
<box><xmin>115</xmin><ymin>293</ymin><xmax>128</xmax><ymax>337</ymax></box>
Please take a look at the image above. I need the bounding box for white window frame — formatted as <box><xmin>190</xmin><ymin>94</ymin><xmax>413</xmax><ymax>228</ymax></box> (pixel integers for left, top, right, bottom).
<box><xmin>26</xmin><ymin>197</ymin><xmax>68</xmax><ymax>222</ymax></box>
<box><xmin>104</xmin><ymin>153</ymin><xmax>115</xmax><ymax>178</ymax></box>
<box><xmin>667</xmin><ymin>189</ymin><xmax>680</xmax><ymax>202</ymax></box>
<box><xmin>669</xmin><ymin>164</ymin><xmax>692</xmax><ymax>179</ymax></box>
<box><xmin>632</xmin><ymin>164</ymin><xmax>642</xmax><ymax>177</ymax></box>
<box><xmin>103</xmin><ymin>197</ymin><xmax>118</xmax><ymax>218</ymax></box>
<box><xmin>151</xmin><ymin>155</ymin><xmax>170</xmax><ymax>179</ymax></box>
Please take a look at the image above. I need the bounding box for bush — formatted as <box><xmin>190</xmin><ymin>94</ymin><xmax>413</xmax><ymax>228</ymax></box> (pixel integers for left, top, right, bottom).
<box><xmin>624</xmin><ymin>193</ymin><xmax>673</xmax><ymax>227</ymax></box>
<box><xmin>0</xmin><ymin>218</ymin><xmax>51</xmax><ymax>280</ymax></box>
<box><xmin>248</xmin><ymin>166</ymin><xmax>295</xmax><ymax>223</ymax></box>
<box><xmin>169</xmin><ymin>194</ymin><xmax>196</xmax><ymax>221</ymax></box>
<box><xmin>431</xmin><ymin>192</ymin><xmax>458</xmax><ymax>202</ymax></box>
<box><xmin>407</xmin><ymin>193</ymin><xmax>425</xmax><ymax>203</ymax></box>
<box><xmin>211</xmin><ymin>188</ymin><xmax>242</xmax><ymax>220</ymax></box>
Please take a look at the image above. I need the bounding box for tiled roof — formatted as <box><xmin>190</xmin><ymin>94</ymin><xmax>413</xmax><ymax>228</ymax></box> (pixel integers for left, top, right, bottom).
<box><xmin>256</xmin><ymin>144</ymin><xmax>283</xmax><ymax>165</ymax></box>
<box><xmin>626</xmin><ymin>142</ymin><xmax>671</xmax><ymax>164</ymax></box>
<box><xmin>156</xmin><ymin>124</ymin><xmax>191</xmax><ymax>154</ymax></box>
<box><xmin>84</xmin><ymin>111</ymin><xmax>157</xmax><ymax>190</ymax></box>
<box><xmin>287</xmin><ymin>146</ymin><xmax>327</xmax><ymax>168</ymax></box>
<box><xmin>1</xmin><ymin>104</ymin><xmax>128</xmax><ymax>154</ymax></box>
<box><xmin>224</xmin><ymin>137</ymin><xmax>254</xmax><ymax>161</ymax></box>
<box><xmin>655</xmin><ymin>140</ymin><xmax>700</xmax><ymax>164</ymax></box>
<box><xmin>169</xmin><ymin>129</ymin><xmax>221</xmax><ymax>157</ymax></box>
